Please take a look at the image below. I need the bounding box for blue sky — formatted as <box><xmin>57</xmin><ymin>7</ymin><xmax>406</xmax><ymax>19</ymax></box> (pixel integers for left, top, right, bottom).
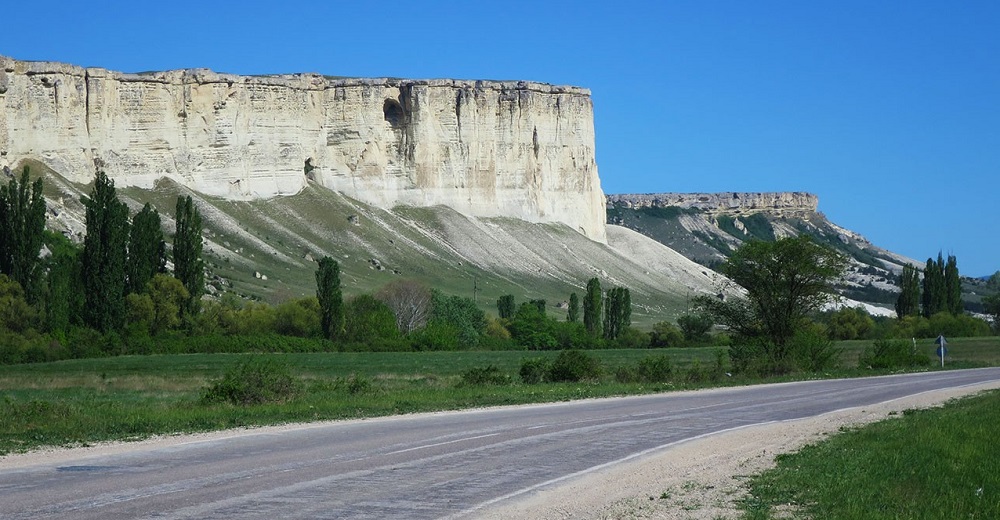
<box><xmin>4</xmin><ymin>1</ymin><xmax>998</xmax><ymax>275</ymax></box>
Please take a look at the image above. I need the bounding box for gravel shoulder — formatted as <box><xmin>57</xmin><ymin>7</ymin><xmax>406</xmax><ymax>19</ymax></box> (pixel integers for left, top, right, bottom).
<box><xmin>470</xmin><ymin>381</ymin><xmax>1000</xmax><ymax>520</ymax></box>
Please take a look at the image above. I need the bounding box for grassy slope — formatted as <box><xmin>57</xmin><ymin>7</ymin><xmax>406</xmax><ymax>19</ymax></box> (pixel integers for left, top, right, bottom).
<box><xmin>21</xmin><ymin>160</ymin><xmax>714</xmax><ymax>326</ymax></box>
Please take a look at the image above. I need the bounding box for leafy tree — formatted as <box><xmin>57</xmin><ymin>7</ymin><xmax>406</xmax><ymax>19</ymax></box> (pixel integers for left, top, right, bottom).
<box><xmin>173</xmin><ymin>195</ymin><xmax>204</xmax><ymax>317</ymax></box>
<box><xmin>429</xmin><ymin>290</ymin><xmax>486</xmax><ymax>347</ymax></box>
<box><xmin>497</xmin><ymin>294</ymin><xmax>515</xmax><ymax>320</ymax></box>
<box><xmin>376</xmin><ymin>279</ymin><xmax>431</xmax><ymax>334</ymax></box>
<box><xmin>145</xmin><ymin>274</ymin><xmax>189</xmax><ymax>335</ymax></box>
<box><xmin>677</xmin><ymin>312</ymin><xmax>713</xmax><ymax>343</ymax></box>
<box><xmin>982</xmin><ymin>293</ymin><xmax>1000</xmax><ymax>335</ymax></box>
<box><xmin>583</xmin><ymin>277</ymin><xmax>602</xmax><ymax>337</ymax></box>
<box><xmin>273</xmin><ymin>297</ymin><xmax>321</xmax><ymax>338</ymax></box>
<box><xmin>529</xmin><ymin>299</ymin><xmax>546</xmax><ymax>314</ymax></box>
<box><xmin>922</xmin><ymin>253</ymin><xmax>946</xmax><ymax>317</ymax></box>
<box><xmin>0</xmin><ymin>274</ymin><xmax>38</xmax><ymax>333</ymax></box>
<box><xmin>42</xmin><ymin>231</ymin><xmax>83</xmax><ymax>333</ymax></box>
<box><xmin>344</xmin><ymin>294</ymin><xmax>400</xmax><ymax>343</ymax></box>
<box><xmin>944</xmin><ymin>254</ymin><xmax>962</xmax><ymax>315</ymax></box>
<box><xmin>567</xmin><ymin>292</ymin><xmax>579</xmax><ymax>322</ymax></box>
<box><xmin>603</xmin><ymin>287</ymin><xmax>631</xmax><ymax>340</ymax></box>
<box><xmin>987</xmin><ymin>271</ymin><xmax>1000</xmax><ymax>291</ymax></box>
<box><xmin>649</xmin><ymin>321</ymin><xmax>684</xmax><ymax>348</ymax></box>
<box><xmin>895</xmin><ymin>264</ymin><xmax>921</xmax><ymax>318</ymax></box>
<box><xmin>0</xmin><ymin>167</ymin><xmax>46</xmax><ymax>303</ymax></box>
<box><xmin>127</xmin><ymin>203</ymin><xmax>166</xmax><ymax>295</ymax></box>
<box><xmin>315</xmin><ymin>256</ymin><xmax>344</xmax><ymax>340</ymax></box>
<box><xmin>508</xmin><ymin>302</ymin><xmax>556</xmax><ymax>348</ymax></box>
<box><xmin>825</xmin><ymin>306</ymin><xmax>875</xmax><ymax>340</ymax></box>
<box><xmin>81</xmin><ymin>171</ymin><xmax>130</xmax><ymax>332</ymax></box>
<box><xmin>694</xmin><ymin>236</ymin><xmax>846</xmax><ymax>366</ymax></box>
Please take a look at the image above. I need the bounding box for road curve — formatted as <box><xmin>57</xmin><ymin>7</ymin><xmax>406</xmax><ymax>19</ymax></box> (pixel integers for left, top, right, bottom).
<box><xmin>2</xmin><ymin>368</ymin><xmax>999</xmax><ymax>519</ymax></box>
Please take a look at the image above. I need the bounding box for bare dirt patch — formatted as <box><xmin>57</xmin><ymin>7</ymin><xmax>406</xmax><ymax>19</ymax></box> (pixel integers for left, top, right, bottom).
<box><xmin>471</xmin><ymin>381</ymin><xmax>1000</xmax><ymax>520</ymax></box>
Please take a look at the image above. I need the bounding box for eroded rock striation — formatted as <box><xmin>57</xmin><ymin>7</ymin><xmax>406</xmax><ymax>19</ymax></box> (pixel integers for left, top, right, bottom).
<box><xmin>607</xmin><ymin>192</ymin><xmax>819</xmax><ymax>217</ymax></box>
<box><xmin>0</xmin><ymin>56</ymin><xmax>606</xmax><ymax>241</ymax></box>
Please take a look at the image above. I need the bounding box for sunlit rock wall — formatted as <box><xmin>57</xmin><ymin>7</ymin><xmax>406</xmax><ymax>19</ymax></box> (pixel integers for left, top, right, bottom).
<box><xmin>0</xmin><ymin>56</ymin><xmax>606</xmax><ymax>241</ymax></box>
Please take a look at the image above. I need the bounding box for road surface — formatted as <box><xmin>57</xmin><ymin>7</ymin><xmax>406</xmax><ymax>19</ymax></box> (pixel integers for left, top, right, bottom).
<box><xmin>2</xmin><ymin>368</ymin><xmax>998</xmax><ymax>519</ymax></box>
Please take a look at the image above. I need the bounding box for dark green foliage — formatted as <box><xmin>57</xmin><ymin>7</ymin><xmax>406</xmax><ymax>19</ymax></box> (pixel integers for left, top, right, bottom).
<box><xmin>611</xmin><ymin>327</ymin><xmax>649</xmax><ymax>349</ymax></box>
<box><xmin>983</xmin><ymin>293</ymin><xmax>1000</xmax><ymax>334</ymax></box>
<box><xmin>315</xmin><ymin>256</ymin><xmax>344</xmax><ymax>340</ymax></box>
<box><xmin>696</xmin><ymin>236</ymin><xmax>846</xmax><ymax>372</ymax></box>
<box><xmin>343</xmin><ymin>294</ymin><xmax>399</xmax><ymax>344</ymax></box>
<box><xmin>529</xmin><ymin>299</ymin><xmax>546</xmax><ymax>314</ymax></box>
<box><xmin>636</xmin><ymin>205</ymin><xmax>698</xmax><ymax>219</ymax></box>
<box><xmin>0</xmin><ymin>167</ymin><xmax>46</xmax><ymax>302</ymax></box>
<box><xmin>729</xmin><ymin>328</ymin><xmax>839</xmax><ymax>376</ymax></box>
<box><xmin>890</xmin><ymin>312</ymin><xmax>992</xmax><ymax>339</ymax></box>
<box><xmin>922</xmin><ymin>253</ymin><xmax>947</xmax><ymax>317</ymax></box>
<box><xmin>859</xmin><ymin>339</ymin><xmax>931</xmax><ymax>369</ymax></box>
<box><xmin>202</xmin><ymin>357</ymin><xmax>302</xmax><ymax>405</ymax></box>
<box><xmin>459</xmin><ymin>365</ymin><xmax>512</xmax><ymax>386</ymax></box>
<box><xmin>603</xmin><ymin>286</ymin><xmax>630</xmax><ymax>340</ymax></box>
<box><xmin>650</xmin><ymin>321</ymin><xmax>684</xmax><ymax>348</ymax></box>
<box><xmin>547</xmin><ymin>350</ymin><xmax>602</xmax><ymax>382</ymax></box>
<box><xmin>173</xmin><ymin>195</ymin><xmax>204</xmax><ymax>317</ymax></box>
<box><xmin>945</xmin><ymin>254</ymin><xmax>962</xmax><ymax>315</ymax></box>
<box><xmin>497</xmin><ymin>294</ymin><xmax>515</xmax><ymax>320</ymax></box>
<box><xmin>824</xmin><ymin>307</ymin><xmax>875</xmax><ymax>340</ymax></box>
<box><xmin>518</xmin><ymin>357</ymin><xmax>548</xmax><ymax>384</ymax></box>
<box><xmin>895</xmin><ymin>263</ymin><xmax>921</xmax><ymax>318</ymax></box>
<box><xmin>583</xmin><ymin>277</ymin><xmax>602</xmax><ymax>337</ymax></box>
<box><xmin>272</xmin><ymin>297</ymin><xmax>321</xmax><ymax>338</ymax></box>
<box><xmin>676</xmin><ymin>312</ymin><xmax>712</xmax><ymax>343</ymax></box>
<box><xmin>615</xmin><ymin>354</ymin><xmax>672</xmax><ymax>383</ymax></box>
<box><xmin>0</xmin><ymin>274</ymin><xmax>38</xmax><ymax>333</ymax></box>
<box><xmin>567</xmin><ymin>292</ymin><xmax>579</xmax><ymax>322</ymax></box>
<box><xmin>126</xmin><ymin>203</ymin><xmax>166</xmax><ymax>295</ymax></box>
<box><xmin>508</xmin><ymin>302</ymin><xmax>555</xmax><ymax>348</ymax></box>
<box><xmin>428</xmin><ymin>290</ymin><xmax>486</xmax><ymax>348</ymax></box>
<box><xmin>81</xmin><ymin>171</ymin><xmax>130</xmax><ymax>332</ymax></box>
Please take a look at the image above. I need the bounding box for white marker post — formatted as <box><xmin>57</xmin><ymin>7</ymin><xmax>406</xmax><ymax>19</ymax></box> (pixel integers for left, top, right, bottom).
<box><xmin>935</xmin><ymin>335</ymin><xmax>947</xmax><ymax>368</ymax></box>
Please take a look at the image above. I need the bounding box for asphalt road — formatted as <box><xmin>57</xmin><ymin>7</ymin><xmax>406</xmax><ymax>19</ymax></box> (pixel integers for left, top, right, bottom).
<box><xmin>3</xmin><ymin>368</ymin><xmax>999</xmax><ymax>519</ymax></box>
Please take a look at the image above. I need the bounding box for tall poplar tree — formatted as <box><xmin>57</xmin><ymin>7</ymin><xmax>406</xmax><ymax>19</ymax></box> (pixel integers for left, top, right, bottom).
<box><xmin>583</xmin><ymin>277</ymin><xmax>602</xmax><ymax>337</ymax></box>
<box><xmin>173</xmin><ymin>195</ymin><xmax>204</xmax><ymax>316</ymax></box>
<box><xmin>81</xmin><ymin>171</ymin><xmax>130</xmax><ymax>332</ymax></box>
<box><xmin>944</xmin><ymin>254</ymin><xmax>962</xmax><ymax>315</ymax></box>
<box><xmin>316</xmin><ymin>256</ymin><xmax>344</xmax><ymax>340</ymax></box>
<box><xmin>0</xmin><ymin>166</ymin><xmax>46</xmax><ymax>303</ymax></box>
<box><xmin>603</xmin><ymin>287</ymin><xmax>632</xmax><ymax>340</ymax></box>
<box><xmin>127</xmin><ymin>203</ymin><xmax>166</xmax><ymax>295</ymax></box>
<box><xmin>894</xmin><ymin>264</ymin><xmax>921</xmax><ymax>318</ymax></box>
<box><xmin>567</xmin><ymin>292</ymin><xmax>579</xmax><ymax>322</ymax></box>
<box><xmin>921</xmin><ymin>253</ymin><xmax>946</xmax><ymax>317</ymax></box>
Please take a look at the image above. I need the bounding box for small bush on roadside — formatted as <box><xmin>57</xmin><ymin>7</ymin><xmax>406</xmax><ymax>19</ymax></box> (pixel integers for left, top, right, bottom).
<box><xmin>615</xmin><ymin>354</ymin><xmax>673</xmax><ymax>383</ymax></box>
<box><xmin>519</xmin><ymin>357</ymin><xmax>549</xmax><ymax>384</ymax></box>
<box><xmin>788</xmin><ymin>327</ymin><xmax>840</xmax><ymax>372</ymax></box>
<box><xmin>547</xmin><ymin>350</ymin><xmax>602</xmax><ymax>382</ymax></box>
<box><xmin>859</xmin><ymin>339</ymin><xmax>931</xmax><ymax>369</ymax></box>
<box><xmin>460</xmin><ymin>365</ymin><xmax>512</xmax><ymax>386</ymax></box>
<box><xmin>202</xmin><ymin>357</ymin><xmax>302</xmax><ymax>405</ymax></box>
<box><xmin>345</xmin><ymin>374</ymin><xmax>372</xmax><ymax>395</ymax></box>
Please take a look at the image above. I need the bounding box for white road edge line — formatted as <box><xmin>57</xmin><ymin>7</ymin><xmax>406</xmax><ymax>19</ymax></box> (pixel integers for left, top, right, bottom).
<box><xmin>385</xmin><ymin>433</ymin><xmax>502</xmax><ymax>456</ymax></box>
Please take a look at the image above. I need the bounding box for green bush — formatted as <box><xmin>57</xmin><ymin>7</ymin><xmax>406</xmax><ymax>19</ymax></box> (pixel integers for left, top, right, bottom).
<box><xmin>788</xmin><ymin>327</ymin><xmax>840</xmax><ymax>372</ymax></box>
<box><xmin>859</xmin><ymin>339</ymin><xmax>931</xmax><ymax>369</ymax></box>
<box><xmin>547</xmin><ymin>350</ymin><xmax>602</xmax><ymax>382</ymax></box>
<box><xmin>202</xmin><ymin>357</ymin><xmax>302</xmax><ymax>405</ymax></box>
<box><xmin>460</xmin><ymin>365</ymin><xmax>512</xmax><ymax>386</ymax></box>
<box><xmin>650</xmin><ymin>321</ymin><xmax>684</xmax><ymax>348</ymax></box>
<box><xmin>616</xmin><ymin>354</ymin><xmax>673</xmax><ymax>383</ymax></box>
<box><xmin>519</xmin><ymin>357</ymin><xmax>549</xmax><ymax>384</ymax></box>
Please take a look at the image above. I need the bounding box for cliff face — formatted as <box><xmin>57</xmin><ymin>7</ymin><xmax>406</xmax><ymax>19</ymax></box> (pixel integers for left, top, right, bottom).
<box><xmin>607</xmin><ymin>192</ymin><xmax>819</xmax><ymax>217</ymax></box>
<box><xmin>0</xmin><ymin>56</ymin><xmax>606</xmax><ymax>241</ymax></box>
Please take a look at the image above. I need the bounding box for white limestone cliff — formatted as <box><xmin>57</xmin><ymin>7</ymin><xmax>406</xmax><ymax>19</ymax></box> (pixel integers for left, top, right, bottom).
<box><xmin>0</xmin><ymin>56</ymin><xmax>606</xmax><ymax>242</ymax></box>
<box><xmin>607</xmin><ymin>192</ymin><xmax>819</xmax><ymax>217</ymax></box>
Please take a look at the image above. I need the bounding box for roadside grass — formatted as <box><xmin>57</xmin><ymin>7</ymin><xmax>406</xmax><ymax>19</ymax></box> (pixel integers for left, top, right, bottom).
<box><xmin>2</xmin><ymin>338</ymin><xmax>998</xmax><ymax>456</ymax></box>
<box><xmin>741</xmin><ymin>389</ymin><xmax>1000</xmax><ymax>519</ymax></box>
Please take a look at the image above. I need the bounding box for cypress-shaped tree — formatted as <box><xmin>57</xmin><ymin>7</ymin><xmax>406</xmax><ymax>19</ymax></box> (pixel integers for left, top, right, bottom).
<box><xmin>894</xmin><ymin>264</ymin><xmax>921</xmax><ymax>318</ymax></box>
<box><xmin>127</xmin><ymin>203</ymin><xmax>166</xmax><ymax>295</ymax></box>
<box><xmin>81</xmin><ymin>171</ymin><xmax>130</xmax><ymax>332</ymax></box>
<box><xmin>567</xmin><ymin>292</ymin><xmax>579</xmax><ymax>322</ymax></box>
<box><xmin>921</xmin><ymin>253</ymin><xmax>946</xmax><ymax>317</ymax></box>
<box><xmin>944</xmin><ymin>254</ymin><xmax>962</xmax><ymax>315</ymax></box>
<box><xmin>583</xmin><ymin>277</ymin><xmax>602</xmax><ymax>337</ymax></box>
<box><xmin>173</xmin><ymin>195</ymin><xmax>204</xmax><ymax>317</ymax></box>
<box><xmin>0</xmin><ymin>166</ymin><xmax>46</xmax><ymax>303</ymax></box>
<box><xmin>602</xmin><ymin>287</ymin><xmax>632</xmax><ymax>340</ymax></box>
<box><xmin>497</xmin><ymin>294</ymin><xmax>515</xmax><ymax>320</ymax></box>
<box><xmin>316</xmin><ymin>256</ymin><xmax>344</xmax><ymax>340</ymax></box>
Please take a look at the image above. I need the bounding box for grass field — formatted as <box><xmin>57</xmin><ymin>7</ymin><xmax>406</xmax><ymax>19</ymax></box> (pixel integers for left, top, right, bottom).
<box><xmin>2</xmin><ymin>337</ymin><xmax>998</xmax><ymax>456</ymax></box>
<box><xmin>742</xmin><ymin>388</ymin><xmax>1000</xmax><ymax>519</ymax></box>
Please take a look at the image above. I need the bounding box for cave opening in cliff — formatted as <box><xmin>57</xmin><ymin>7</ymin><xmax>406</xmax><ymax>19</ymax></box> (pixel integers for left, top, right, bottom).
<box><xmin>383</xmin><ymin>99</ymin><xmax>405</xmax><ymax>129</ymax></box>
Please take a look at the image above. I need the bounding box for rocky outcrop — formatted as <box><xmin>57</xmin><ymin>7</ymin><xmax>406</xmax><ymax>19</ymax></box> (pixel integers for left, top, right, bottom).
<box><xmin>607</xmin><ymin>192</ymin><xmax>818</xmax><ymax>217</ymax></box>
<box><xmin>0</xmin><ymin>56</ymin><xmax>606</xmax><ymax>241</ymax></box>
